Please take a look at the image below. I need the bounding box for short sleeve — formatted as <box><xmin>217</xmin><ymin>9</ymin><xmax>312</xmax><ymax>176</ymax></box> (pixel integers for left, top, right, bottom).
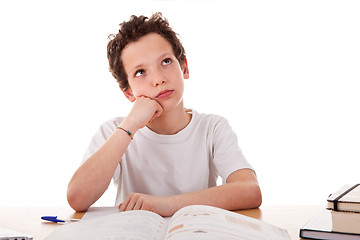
<box><xmin>212</xmin><ymin>118</ymin><xmax>254</xmax><ymax>182</ymax></box>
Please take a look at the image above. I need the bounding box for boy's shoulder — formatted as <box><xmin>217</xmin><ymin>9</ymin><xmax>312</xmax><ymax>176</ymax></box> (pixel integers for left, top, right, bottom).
<box><xmin>193</xmin><ymin>110</ymin><xmax>229</xmax><ymax>125</ymax></box>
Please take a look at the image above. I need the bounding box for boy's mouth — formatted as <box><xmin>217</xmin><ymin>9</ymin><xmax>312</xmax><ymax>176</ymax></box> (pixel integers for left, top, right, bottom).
<box><xmin>156</xmin><ymin>90</ymin><xmax>174</xmax><ymax>99</ymax></box>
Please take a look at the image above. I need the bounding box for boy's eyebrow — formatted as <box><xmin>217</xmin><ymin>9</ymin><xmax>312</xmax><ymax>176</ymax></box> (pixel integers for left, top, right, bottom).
<box><xmin>158</xmin><ymin>52</ymin><xmax>173</xmax><ymax>59</ymax></box>
<box><xmin>129</xmin><ymin>52</ymin><xmax>175</xmax><ymax>73</ymax></box>
<box><xmin>131</xmin><ymin>64</ymin><xmax>144</xmax><ymax>72</ymax></box>
<box><xmin>158</xmin><ymin>52</ymin><xmax>177</xmax><ymax>64</ymax></box>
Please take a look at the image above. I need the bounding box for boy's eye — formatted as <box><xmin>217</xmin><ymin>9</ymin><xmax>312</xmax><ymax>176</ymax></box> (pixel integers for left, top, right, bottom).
<box><xmin>135</xmin><ymin>69</ymin><xmax>145</xmax><ymax>77</ymax></box>
<box><xmin>162</xmin><ymin>58</ymin><xmax>172</xmax><ymax>66</ymax></box>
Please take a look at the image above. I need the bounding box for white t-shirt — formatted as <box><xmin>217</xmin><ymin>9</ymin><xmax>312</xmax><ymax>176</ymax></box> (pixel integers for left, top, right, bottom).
<box><xmin>83</xmin><ymin>110</ymin><xmax>254</xmax><ymax>205</ymax></box>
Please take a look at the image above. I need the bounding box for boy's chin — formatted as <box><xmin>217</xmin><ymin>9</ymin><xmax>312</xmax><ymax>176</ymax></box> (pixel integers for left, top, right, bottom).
<box><xmin>160</xmin><ymin>99</ymin><xmax>184</xmax><ymax>113</ymax></box>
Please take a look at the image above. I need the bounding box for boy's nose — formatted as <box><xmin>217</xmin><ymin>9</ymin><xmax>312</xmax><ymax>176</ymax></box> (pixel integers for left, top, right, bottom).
<box><xmin>154</xmin><ymin>79</ymin><xmax>165</xmax><ymax>87</ymax></box>
<box><xmin>152</xmin><ymin>72</ymin><xmax>166</xmax><ymax>87</ymax></box>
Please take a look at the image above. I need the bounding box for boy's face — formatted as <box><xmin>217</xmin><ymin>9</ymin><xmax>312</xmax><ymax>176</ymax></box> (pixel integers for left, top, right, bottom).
<box><xmin>121</xmin><ymin>33</ymin><xmax>189</xmax><ymax>111</ymax></box>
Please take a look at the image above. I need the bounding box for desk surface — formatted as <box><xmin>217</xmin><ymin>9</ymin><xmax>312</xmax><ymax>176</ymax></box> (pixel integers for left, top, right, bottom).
<box><xmin>0</xmin><ymin>205</ymin><xmax>323</xmax><ymax>240</ymax></box>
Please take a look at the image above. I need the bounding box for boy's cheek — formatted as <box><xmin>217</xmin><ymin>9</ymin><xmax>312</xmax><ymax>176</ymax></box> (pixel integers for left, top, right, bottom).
<box><xmin>134</xmin><ymin>91</ymin><xmax>157</xmax><ymax>100</ymax></box>
<box><xmin>132</xmin><ymin>88</ymin><xmax>150</xmax><ymax>99</ymax></box>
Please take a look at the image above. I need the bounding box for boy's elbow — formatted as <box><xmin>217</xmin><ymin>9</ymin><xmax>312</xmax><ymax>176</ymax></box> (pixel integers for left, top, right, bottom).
<box><xmin>238</xmin><ymin>182</ymin><xmax>262</xmax><ymax>209</ymax></box>
<box><xmin>67</xmin><ymin>186</ymin><xmax>90</xmax><ymax>212</ymax></box>
<box><xmin>250</xmin><ymin>184</ymin><xmax>262</xmax><ymax>208</ymax></box>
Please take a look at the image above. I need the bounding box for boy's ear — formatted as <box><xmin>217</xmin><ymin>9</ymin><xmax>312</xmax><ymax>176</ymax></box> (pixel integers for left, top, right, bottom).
<box><xmin>182</xmin><ymin>57</ymin><xmax>189</xmax><ymax>79</ymax></box>
<box><xmin>120</xmin><ymin>85</ymin><xmax>136</xmax><ymax>102</ymax></box>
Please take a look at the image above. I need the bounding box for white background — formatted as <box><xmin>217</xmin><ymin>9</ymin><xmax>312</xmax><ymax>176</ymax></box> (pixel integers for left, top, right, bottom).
<box><xmin>0</xmin><ymin>0</ymin><xmax>359</xmax><ymax>207</ymax></box>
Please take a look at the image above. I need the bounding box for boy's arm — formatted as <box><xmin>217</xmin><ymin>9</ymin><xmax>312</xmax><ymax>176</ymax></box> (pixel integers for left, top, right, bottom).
<box><xmin>118</xmin><ymin>168</ymin><xmax>261</xmax><ymax>217</ymax></box>
<box><xmin>67</xmin><ymin>127</ymin><xmax>132</xmax><ymax>212</ymax></box>
<box><xmin>67</xmin><ymin>96</ymin><xmax>163</xmax><ymax>212</ymax></box>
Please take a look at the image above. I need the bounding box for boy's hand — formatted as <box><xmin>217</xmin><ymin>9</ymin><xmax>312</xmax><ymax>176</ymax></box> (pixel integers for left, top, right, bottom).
<box><xmin>118</xmin><ymin>193</ymin><xmax>177</xmax><ymax>217</ymax></box>
<box><xmin>122</xmin><ymin>96</ymin><xmax>163</xmax><ymax>133</ymax></box>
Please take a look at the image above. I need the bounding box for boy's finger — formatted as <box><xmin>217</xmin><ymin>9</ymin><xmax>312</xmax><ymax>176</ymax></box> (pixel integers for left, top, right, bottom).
<box><xmin>133</xmin><ymin>200</ymin><xmax>143</xmax><ymax>210</ymax></box>
<box><xmin>150</xmin><ymin>111</ymin><xmax>161</xmax><ymax>123</ymax></box>
<box><xmin>125</xmin><ymin>198</ymin><xmax>137</xmax><ymax>211</ymax></box>
<box><xmin>154</xmin><ymin>102</ymin><xmax>164</xmax><ymax>117</ymax></box>
<box><xmin>119</xmin><ymin>202</ymin><xmax>127</xmax><ymax>212</ymax></box>
<box><xmin>119</xmin><ymin>196</ymin><xmax>131</xmax><ymax>212</ymax></box>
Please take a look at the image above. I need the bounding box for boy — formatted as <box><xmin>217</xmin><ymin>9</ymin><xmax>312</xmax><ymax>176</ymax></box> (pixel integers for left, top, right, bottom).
<box><xmin>67</xmin><ymin>12</ymin><xmax>262</xmax><ymax>216</ymax></box>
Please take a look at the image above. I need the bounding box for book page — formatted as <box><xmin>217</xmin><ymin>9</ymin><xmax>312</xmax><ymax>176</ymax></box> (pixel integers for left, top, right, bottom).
<box><xmin>165</xmin><ymin>205</ymin><xmax>290</xmax><ymax>240</ymax></box>
<box><xmin>46</xmin><ymin>210</ymin><xmax>167</xmax><ymax>240</ymax></box>
<box><xmin>82</xmin><ymin>206</ymin><xmax>118</xmax><ymax>220</ymax></box>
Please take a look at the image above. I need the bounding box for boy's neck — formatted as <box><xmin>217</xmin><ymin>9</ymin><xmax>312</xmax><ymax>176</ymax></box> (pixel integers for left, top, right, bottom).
<box><xmin>146</xmin><ymin>102</ymin><xmax>191</xmax><ymax>135</ymax></box>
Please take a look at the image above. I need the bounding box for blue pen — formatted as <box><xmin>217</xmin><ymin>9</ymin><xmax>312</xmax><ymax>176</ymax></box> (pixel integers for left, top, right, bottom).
<box><xmin>41</xmin><ymin>216</ymin><xmax>80</xmax><ymax>223</ymax></box>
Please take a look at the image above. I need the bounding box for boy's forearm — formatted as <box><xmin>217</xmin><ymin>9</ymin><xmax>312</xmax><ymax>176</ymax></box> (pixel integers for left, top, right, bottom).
<box><xmin>171</xmin><ymin>179</ymin><xmax>262</xmax><ymax>212</ymax></box>
<box><xmin>118</xmin><ymin>170</ymin><xmax>261</xmax><ymax>217</ymax></box>
<box><xmin>67</xmin><ymin>127</ymin><xmax>134</xmax><ymax>212</ymax></box>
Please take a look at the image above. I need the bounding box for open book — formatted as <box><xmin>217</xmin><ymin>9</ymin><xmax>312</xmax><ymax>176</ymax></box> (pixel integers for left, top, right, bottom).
<box><xmin>46</xmin><ymin>205</ymin><xmax>290</xmax><ymax>240</ymax></box>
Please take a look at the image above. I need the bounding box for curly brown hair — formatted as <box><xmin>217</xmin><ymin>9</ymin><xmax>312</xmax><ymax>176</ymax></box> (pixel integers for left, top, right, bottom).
<box><xmin>107</xmin><ymin>12</ymin><xmax>186</xmax><ymax>91</ymax></box>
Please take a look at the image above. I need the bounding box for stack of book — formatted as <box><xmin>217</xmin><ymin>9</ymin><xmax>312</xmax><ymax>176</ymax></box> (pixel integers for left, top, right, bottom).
<box><xmin>300</xmin><ymin>184</ymin><xmax>360</xmax><ymax>240</ymax></box>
